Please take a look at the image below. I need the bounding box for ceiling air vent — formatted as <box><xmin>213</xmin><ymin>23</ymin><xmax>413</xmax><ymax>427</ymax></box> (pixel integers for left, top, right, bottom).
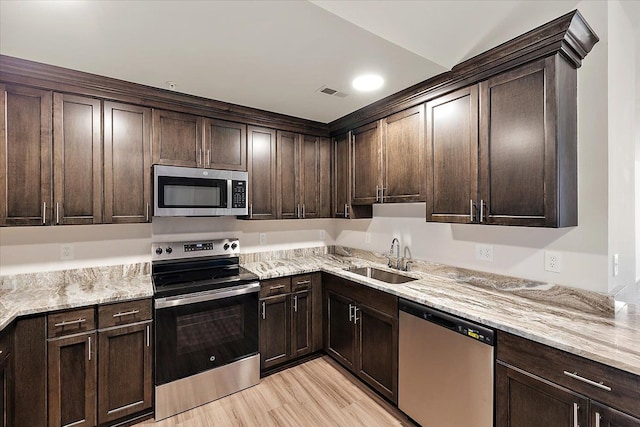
<box><xmin>317</xmin><ymin>85</ymin><xmax>348</xmax><ymax>98</ymax></box>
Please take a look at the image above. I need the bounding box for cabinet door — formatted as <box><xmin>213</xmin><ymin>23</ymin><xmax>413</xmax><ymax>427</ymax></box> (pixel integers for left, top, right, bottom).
<box><xmin>291</xmin><ymin>290</ymin><xmax>312</xmax><ymax>359</ymax></box>
<box><xmin>382</xmin><ymin>105</ymin><xmax>425</xmax><ymax>203</ymax></box>
<box><xmin>592</xmin><ymin>402</ymin><xmax>640</xmax><ymax>427</ymax></box>
<box><xmin>14</xmin><ymin>316</ymin><xmax>47</xmax><ymax>427</ymax></box>
<box><xmin>325</xmin><ymin>291</ymin><xmax>356</xmax><ymax>370</ymax></box>
<box><xmin>333</xmin><ymin>134</ymin><xmax>350</xmax><ymax>218</ymax></box>
<box><xmin>203</xmin><ymin>118</ymin><xmax>246</xmax><ymax>171</ymax></box>
<box><xmin>152</xmin><ymin>109</ymin><xmax>203</xmax><ymax>167</ymax></box>
<box><xmin>276</xmin><ymin>131</ymin><xmax>299</xmax><ymax>219</ymax></box>
<box><xmin>351</xmin><ymin>122</ymin><xmax>380</xmax><ymax>205</ymax></box>
<box><xmin>260</xmin><ymin>295</ymin><xmax>290</xmax><ymax>369</ymax></box>
<box><xmin>357</xmin><ymin>304</ymin><xmax>398</xmax><ymax>403</ymax></box>
<box><xmin>0</xmin><ymin>84</ymin><xmax>52</xmax><ymax>226</ymax></box>
<box><xmin>299</xmin><ymin>135</ymin><xmax>320</xmax><ymax>218</ymax></box>
<box><xmin>53</xmin><ymin>93</ymin><xmax>102</xmax><ymax>225</ymax></box>
<box><xmin>426</xmin><ymin>85</ymin><xmax>479</xmax><ymax>223</ymax></box>
<box><xmin>0</xmin><ymin>330</ymin><xmax>12</xmax><ymax>427</ymax></box>
<box><xmin>496</xmin><ymin>362</ymin><xmax>588</xmax><ymax>427</ymax></box>
<box><xmin>247</xmin><ymin>126</ymin><xmax>277</xmax><ymax>220</ymax></box>
<box><xmin>104</xmin><ymin>102</ymin><xmax>152</xmax><ymax>223</ymax></box>
<box><xmin>479</xmin><ymin>57</ymin><xmax>566</xmax><ymax>226</ymax></box>
<box><xmin>48</xmin><ymin>333</ymin><xmax>97</xmax><ymax>427</ymax></box>
<box><xmin>318</xmin><ymin>137</ymin><xmax>332</xmax><ymax>218</ymax></box>
<box><xmin>98</xmin><ymin>323</ymin><xmax>152</xmax><ymax>424</ymax></box>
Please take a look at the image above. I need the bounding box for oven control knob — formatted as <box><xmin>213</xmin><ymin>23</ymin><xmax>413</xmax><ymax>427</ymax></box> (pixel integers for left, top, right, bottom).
<box><xmin>166</xmin><ymin>247</ymin><xmax>173</xmax><ymax>254</ymax></box>
<box><xmin>155</xmin><ymin>248</ymin><xmax>163</xmax><ymax>255</ymax></box>
<box><xmin>231</xmin><ymin>242</ymin><xmax>238</xmax><ymax>250</ymax></box>
<box><xmin>223</xmin><ymin>243</ymin><xmax>230</xmax><ymax>250</ymax></box>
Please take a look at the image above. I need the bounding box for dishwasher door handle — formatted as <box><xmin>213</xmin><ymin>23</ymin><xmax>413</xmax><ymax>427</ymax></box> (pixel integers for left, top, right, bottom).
<box><xmin>425</xmin><ymin>313</ymin><xmax>457</xmax><ymax>331</ymax></box>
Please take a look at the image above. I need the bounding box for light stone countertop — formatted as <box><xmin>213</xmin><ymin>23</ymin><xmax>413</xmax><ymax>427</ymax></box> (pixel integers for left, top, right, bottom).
<box><xmin>0</xmin><ymin>263</ymin><xmax>153</xmax><ymax>331</ymax></box>
<box><xmin>242</xmin><ymin>252</ymin><xmax>640</xmax><ymax>377</ymax></box>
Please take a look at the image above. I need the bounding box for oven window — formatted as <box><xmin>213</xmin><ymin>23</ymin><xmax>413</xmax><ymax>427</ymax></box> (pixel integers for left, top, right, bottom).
<box><xmin>164</xmin><ymin>185</ymin><xmax>221</xmax><ymax>207</ymax></box>
<box><xmin>176</xmin><ymin>306</ymin><xmax>243</xmax><ymax>356</ymax></box>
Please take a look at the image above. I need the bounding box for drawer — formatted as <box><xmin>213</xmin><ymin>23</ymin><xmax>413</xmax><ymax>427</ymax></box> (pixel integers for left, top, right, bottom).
<box><xmin>48</xmin><ymin>307</ymin><xmax>96</xmax><ymax>338</ymax></box>
<box><xmin>497</xmin><ymin>331</ymin><xmax>640</xmax><ymax>418</ymax></box>
<box><xmin>292</xmin><ymin>274</ymin><xmax>313</xmax><ymax>291</ymax></box>
<box><xmin>98</xmin><ymin>298</ymin><xmax>152</xmax><ymax>328</ymax></box>
<box><xmin>260</xmin><ymin>277</ymin><xmax>291</xmax><ymax>298</ymax></box>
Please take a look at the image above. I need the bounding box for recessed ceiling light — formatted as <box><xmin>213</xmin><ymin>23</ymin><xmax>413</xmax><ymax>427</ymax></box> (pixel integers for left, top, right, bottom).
<box><xmin>352</xmin><ymin>74</ymin><xmax>384</xmax><ymax>92</ymax></box>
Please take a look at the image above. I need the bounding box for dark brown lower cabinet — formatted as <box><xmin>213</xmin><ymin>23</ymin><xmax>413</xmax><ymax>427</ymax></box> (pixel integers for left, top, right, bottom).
<box><xmin>591</xmin><ymin>401</ymin><xmax>640</xmax><ymax>427</ymax></box>
<box><xmin>0</xmin><ymin>327</ymin><xmax>13</xmax><ymax>427</ymax></box>
<box><xmin>323</xmin><ymin>274</ymin><xmax>398</xmax><ymax>403</ymax></box>
<box><xmin>48</xmin><ymin>332</ymin><xmax>97</xmax><ymax>427</ymax></box>
<box><xmin>260</xmin><ymin>293</ymin><xmax>290</xmax><ymax>370</ymax></box>
<box><xmin>14</xmin><ymin>316</ymin><xmax>47</xmax><ymax>427</ymax></box>
<box><xmin>98</xmin><ymin>322</ymin><xmax>152</xmax><ymax>424</ymax></box>
<box><xmin>291</xmin><ymin>288</ymin><xmax>312</xmax><ymax>359</ymax></box>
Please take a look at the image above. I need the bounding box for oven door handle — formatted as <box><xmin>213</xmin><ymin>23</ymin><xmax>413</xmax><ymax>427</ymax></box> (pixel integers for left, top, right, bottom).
<box><xmin>155</xmin><ymin>282</ymin><xmax>260</xmax><ymax>309</ymax></box>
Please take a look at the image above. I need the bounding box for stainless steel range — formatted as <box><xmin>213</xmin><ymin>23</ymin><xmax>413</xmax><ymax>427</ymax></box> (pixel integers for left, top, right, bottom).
<box><xmin>152</xmin><ymin>238</ymin><xmax>260</xmax><ymax>421</ymax></box>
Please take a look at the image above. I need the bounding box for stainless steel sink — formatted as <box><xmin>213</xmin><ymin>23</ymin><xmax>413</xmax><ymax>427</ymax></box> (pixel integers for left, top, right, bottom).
<box><xmin>347</xmin><ymin>266</ymin><xmax>417</xmax><ymax>284</ymax></box>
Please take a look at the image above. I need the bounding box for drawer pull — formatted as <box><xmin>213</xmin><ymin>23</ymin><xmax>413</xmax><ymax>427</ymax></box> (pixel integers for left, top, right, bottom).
<box><xmin>296</xmin><ymin>280</ymin><xmax>311</xmax><ymax>286</ymax></box>
<box><xmin>54</xmin><ymin>318</ymin><xmax>87</xmax><ymax>327</ymax></box>
<box><xmin>269</xmin><ymin>285</ymin><xmax>285</xmax><ymax>291</ymax></box>
<box><xmin>563</xmin><ymin>371</ymin><xmax>612</xmax><ymax>392</ymax></box>
<box><xmin>113</xmin><ymin>309</ymin><xmax>140</xmax><ymax>318</ymax></box>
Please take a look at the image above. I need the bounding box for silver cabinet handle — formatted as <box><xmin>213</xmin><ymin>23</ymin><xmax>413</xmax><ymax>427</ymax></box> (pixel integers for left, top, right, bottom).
<box><xmin>563</xmin><ymin>371</ymin><xmax>612</xmax><ymax>391</ymax></box>
<box><xmin>206</xmin><ymin>150</ymin><xmax>210</xmax><ymax>167</ymax></box>
<box><xmin>261</xmin><ymin>301</ymin><xmax>266</xmax><ymax>320</ymax></box>
<box><xmin>56</xmin><ymin>202</ymin><xmax>60</xmax><ymax>224</ymax></box>
<box><xmin>353</xmin><ymin>306</ymin><xmax>360</xmax><ymax>324</ymax></box>
<box><xmin>348</xmin><ymin>303</ymin><xmax>354</xmax><ymax>322</ymax></box>
<box><xmin>42</xmin><ymin>202</ymin><xmax>46</xmax><ymax>224</ymax></box>
<box><xmin>249</xmin><ymin>203</ymin><xmax>253</xmax><ymax>219</ymax></box>
<box><xmin>197</xmin><ymin>149</ymin><xmax>202</xmax><ymax>166</ymax></box>
<box><xmin>54</xmin><ymin>318</ymin><xmax>86</xmax><ymax>327</ymax></box>
<box><xmin>344</xmin><ymin>204</ymin><xmax>349</xmax><ymax>218</ymax></box>
<box><xmin>296</xmin><ymin>280</ymin><xmax>311</xmax><ymax>286</ymax></box>
<box><xmin>146</xmin><ymin>203</ymin><xmax>150</xmax><ymax>222</ymax></box>
<box><xmin>302</xmin><ymin>204</ymin><xmax>305</xmax><ymax>218</ymax></box>
<box><xmin>113</xmin><ymin>309</ymin><xmax>139</xmax><ymax>318</ymax></box>
<box><xmin>293</xmin><ymin>295</ymin><xmax>298</xmax><ymax>312</ymax></box>
<box><xmin>380</xmin><ymin>187</ymin><xmax>385</xmax><ymax>202</ymax></box>
<box><xmin>573</xmin><ymin>402</ymin><xmax>579</xmax><ymax>427</ymax></box>
<box><xmin>480</xmin><ymin>199</ymin><xmax>485</xmax><ymax>223</ymax></box>
<box><xmin>297</xmin><ymin>204</ymin><xmax>300</xmax><ymax>219</ymax></box>
<box><xmin>375</xmin><ymin>185</ymin><xmax>379</xmax><ymax>202</ymax></box>
<box><xmin>470</xmin><ymin>199</ymin><xmax>474</xmax><ymax>222</ymax></box>
<box><xmin>146</xmin><ymin>325</ymin><xmax>150</xmax><ymax>347</ymax></box>
<box><xmin>269</xmin><ymin>284</ymin><xmax>285</xmax><ymax>291</ymax></box>
<box><xmin>595</xmin><ymin>412</ymin><xmax>601</xmax><ymax>427</ymax></box>
<box><xmin>88</xmin><ymin>336</ymin><xmax>92</xmax><ymax>361</ymax></box>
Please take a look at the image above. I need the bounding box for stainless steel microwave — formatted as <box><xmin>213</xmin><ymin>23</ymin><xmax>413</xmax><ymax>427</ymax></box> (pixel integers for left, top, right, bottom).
<box><xmin>153</xmin><ymin>165</ymin><xmax>248</xmax><ymax>217</ymax></box>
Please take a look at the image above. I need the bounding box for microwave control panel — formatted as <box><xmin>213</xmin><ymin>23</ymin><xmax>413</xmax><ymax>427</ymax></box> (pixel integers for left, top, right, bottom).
<box><xmin>232</xmin><ymin>180</ymin><xmax>247</xmax><ymax>208</ymax></box>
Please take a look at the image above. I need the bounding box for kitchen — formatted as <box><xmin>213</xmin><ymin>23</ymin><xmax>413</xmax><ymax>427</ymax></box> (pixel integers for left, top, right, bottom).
<box><xmin>1</xmin><ymin>1</ymin><xmax>639</xmax><ymax>426</ymax></box>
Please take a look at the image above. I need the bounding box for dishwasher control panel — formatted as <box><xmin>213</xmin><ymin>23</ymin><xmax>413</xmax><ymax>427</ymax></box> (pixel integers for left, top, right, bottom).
<box><xmin>458</xmin><ymin>325</ymin><xmax>493</xmax><ymax>345</ymax></box>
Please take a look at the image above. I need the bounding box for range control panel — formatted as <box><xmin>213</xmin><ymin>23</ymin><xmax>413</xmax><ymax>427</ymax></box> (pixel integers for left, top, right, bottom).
<box><xmin>152</xmin><ymin>238</ymin><xmax>240</xmax><ymax>260</ymax></box>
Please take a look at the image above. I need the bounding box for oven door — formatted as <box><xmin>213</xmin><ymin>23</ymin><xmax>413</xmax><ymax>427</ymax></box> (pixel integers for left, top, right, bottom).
<box><xmin>154</xmin><ymin>282</ymin><xmax>259</xmax><ymax>385</ymax></box>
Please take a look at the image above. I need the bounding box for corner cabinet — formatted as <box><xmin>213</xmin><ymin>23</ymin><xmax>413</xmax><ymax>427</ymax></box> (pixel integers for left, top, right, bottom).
<box><xmin>323</xmin><ymin>273</ymin><xmax>398</xmax><ymax>403</ymax></box>
<box><xmin>496</xmin><ymin>331</ymin><xmax>640</xmax><ymax>427</ymax></box>
<box><xmin>426</xmin><ymin>55</ymin><xmax>578</xmax><ymax>227</ymax></box>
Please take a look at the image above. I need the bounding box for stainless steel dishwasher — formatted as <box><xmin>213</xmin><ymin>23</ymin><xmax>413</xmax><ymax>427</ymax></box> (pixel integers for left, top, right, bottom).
<box><xmin>398</xmin><ymin>299</ymin><xmax>495</xmax><ymax>427</ymax></box>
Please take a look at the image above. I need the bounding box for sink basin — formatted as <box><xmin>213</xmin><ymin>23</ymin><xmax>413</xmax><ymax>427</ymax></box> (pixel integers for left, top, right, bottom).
<box><xmin>347</xmin><ymin>266</ymin><xmax>417</xmax><ymax>284</ymax></box>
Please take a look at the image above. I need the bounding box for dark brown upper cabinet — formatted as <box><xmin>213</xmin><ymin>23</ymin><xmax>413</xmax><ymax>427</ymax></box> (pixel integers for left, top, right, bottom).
<box><xmin>426</xmin><ymin>85</ymin><xmax>479</xmax><ymax>223</ymax></box>
<box><xmin>478</xmin><ymin>56</ymin><xmax>577</xmax><ymax>227</ymax></box>
<box><xmin>53</xmin><ymin>93</ymin><xmax>102</xmax><ymax>225</ymax></box>
<box><xmin>203</xmin><ymin>118</ymin><xmax>247</xmax><ymax>171</ymax></box>
<box><xmin>351</xmin><ymin>121</ymin><xmax>381</xmax><ymax>205</ymax></box>
<box><xmin>380</xmin><ymin>105</ymin><xmax>425</xmax><ymax>203</ymax></box>
<box><xmin>276</xmin><ymin>132</ymin><xmax>330</xmax><ymax>219</ymax></box>
<box><xmin>152</xmin><ymin>109</ymin><xmax>203</xmax><ymax>168</ymax></box>
<box><xmin>333</xmin><ymin>133</ymin><xmax>350</xmax><ymax>218</ymax></box>
<box><xmin>0</xmin><ymin>84</ymin><xmax>52</xmax><ymax>226</ymax></box>
<box><xmin>104</xmin><ymin>102</ymin><xmax>152</xmax><ymax>224</ymax></box>
<box><xmin>247</xmin><ymin>126</ymin><xmax>277</xmax><ymax>220</ymax></box>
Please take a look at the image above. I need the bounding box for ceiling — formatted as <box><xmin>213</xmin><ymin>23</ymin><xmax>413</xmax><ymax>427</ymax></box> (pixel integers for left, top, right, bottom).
<box><xmin>0</xmin><ymin>0</ymin><xmax>623</xmax><ymax>124</ymax></box>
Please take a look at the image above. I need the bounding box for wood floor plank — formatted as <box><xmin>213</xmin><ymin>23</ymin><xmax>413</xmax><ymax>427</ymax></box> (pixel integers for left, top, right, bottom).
<box><xmin>136</xmin><ymin>356</ymin><xmax>415</xmax><ymax>427</ymax></box>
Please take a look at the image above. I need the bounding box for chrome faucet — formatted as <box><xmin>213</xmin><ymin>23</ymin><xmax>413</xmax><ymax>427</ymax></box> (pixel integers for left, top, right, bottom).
<box><xmin>389</xmin><ymin>237</ymin><xmax>401</xmax><ymax>270</ymax></box>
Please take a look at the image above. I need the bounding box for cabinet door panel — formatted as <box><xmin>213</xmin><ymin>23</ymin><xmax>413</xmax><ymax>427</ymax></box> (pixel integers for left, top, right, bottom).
<box><xmin>247</xmin><ymin>126</ymin><xmax>277</xmax><ymax>219</ymax></box>
<box><xmin>14</xmin><ymin>316</ymin><xmax>47</xmax><ymax>427</ymax></box>
<box><xmin>0</xmin><ymin>84</ymin><xmax>52</xmax><ymax>226</ymax></box>
<box><xmin>325</xmin><ymin>291</ymin><xmax>356</xmax><ymax>370</ymax></box>
<box><xmin>496</xmin><ymin>362</ymin><xmax>588</xmax><ymax>427</ymax></box>
<box><xmin>358</xmin><ymin>305</ymin><xmax>397</xmax><ymax>402</ymax></box>
<box><xmin>333</xmin><ymin>134</ymin><xmax>350</xmax><ymax>217</ymax></box>
<box><xmin>152</xmin><ymin>109</ymin><xmax>203</xmax><ymax>167</ymax></box>
<box><xmin>300</xmin><ymin>135</ymin><xmax>320</xmax><ymax>218</ymax></box>
<box><xmin>291</xmin><ymin>290</ymin><xmax>312</xmax><ymax>358</ymax></box>
<box><xmin>260</xmin><ymin>295</ymin><xmax>289</xmax><ymax>369</ymax></box>
<box><xmin>277</xmin><ymin>131</ymin><xmax>298</xmax><ymax>219</ymax></box>
<box><xmin>382</xmin><ymin>105</ymin><xmax>425</xmax><ymax>202</ymax></box>
<box><xmin>351</xmin><ymin>122</ymin><xmax>380</xmax><ymax>205</ymax></box>
<box><xmin>426</xmin><ymin>86</ymin><xmax>479</xmax><ymax>222</ymax></box>
<box><xmin>98</xmin><ymin>323</ymin><xmax>152</xmax><ymax>424</ymax></box>
<box><xmin>48</xmin><ymin>333</ymin><xmax>96</xmax><ymax>427</ymax></box>
<box><xmin>479</xmin><ymin>58</ymin><xmax>555</xmax><ymax>226</ymax></box>
<box><xmin>204</xmin><ymin>118</ymin><xmax>246</xmax><ymax>171</ymax></box>
<box><xmin>591</xmin><ymin>402</ymin><xmax>640</xmax><ymax>427</ymax></box>
<box><xmin>318</xmin><ymin>137</ymin><xmax>332</xmax><ymax>218</ymax></box>
<box><xmin>53</xmin><ymin>93</ymin><xmax>102</xmax><ymax>225</ymax></box>
<box><xmin>104</xmin><ymin>102</ymin><xmax>151</xmax><ymax>223</ymax></box>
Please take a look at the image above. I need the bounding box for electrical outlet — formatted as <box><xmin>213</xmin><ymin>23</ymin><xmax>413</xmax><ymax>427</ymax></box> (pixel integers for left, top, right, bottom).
<box><xmin>365</xmin><ymin>232</ymin><xmax>371</xmax><ymax>244</ymax></box>
<box><xmin>60</xmin><ymin>244</ymin><xmax>74</xmax><ymax>260</ymax></box>
<box><xmin>475</xmin><ymin>244</ymin><xmax>493</xmax><ymax>262</ymax></box>
<box><xmin>319</xmin><ymin>230</ymin><xmax>325</xmax><ymax>240</ymax></box>
<box><xmin>613</xmin><ymin>253</ymin><xmax>619</xmax><ymax>277</ymax></box>
<box><xmin>545</xmin><ymin>251</ymin><xmax>562</xmax><ymax>273</ymax></box>
<box><xmin>259</xmin><ymin>233</ymin><xmax>267</xmax><ymax>245</ymax></box>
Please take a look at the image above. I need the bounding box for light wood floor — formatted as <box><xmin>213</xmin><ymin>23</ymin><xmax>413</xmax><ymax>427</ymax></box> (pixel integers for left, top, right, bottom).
<box><xmin>136</xmin><ymin>356</ymin><xmax>415</xmax><ymax>427</ymax></box>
